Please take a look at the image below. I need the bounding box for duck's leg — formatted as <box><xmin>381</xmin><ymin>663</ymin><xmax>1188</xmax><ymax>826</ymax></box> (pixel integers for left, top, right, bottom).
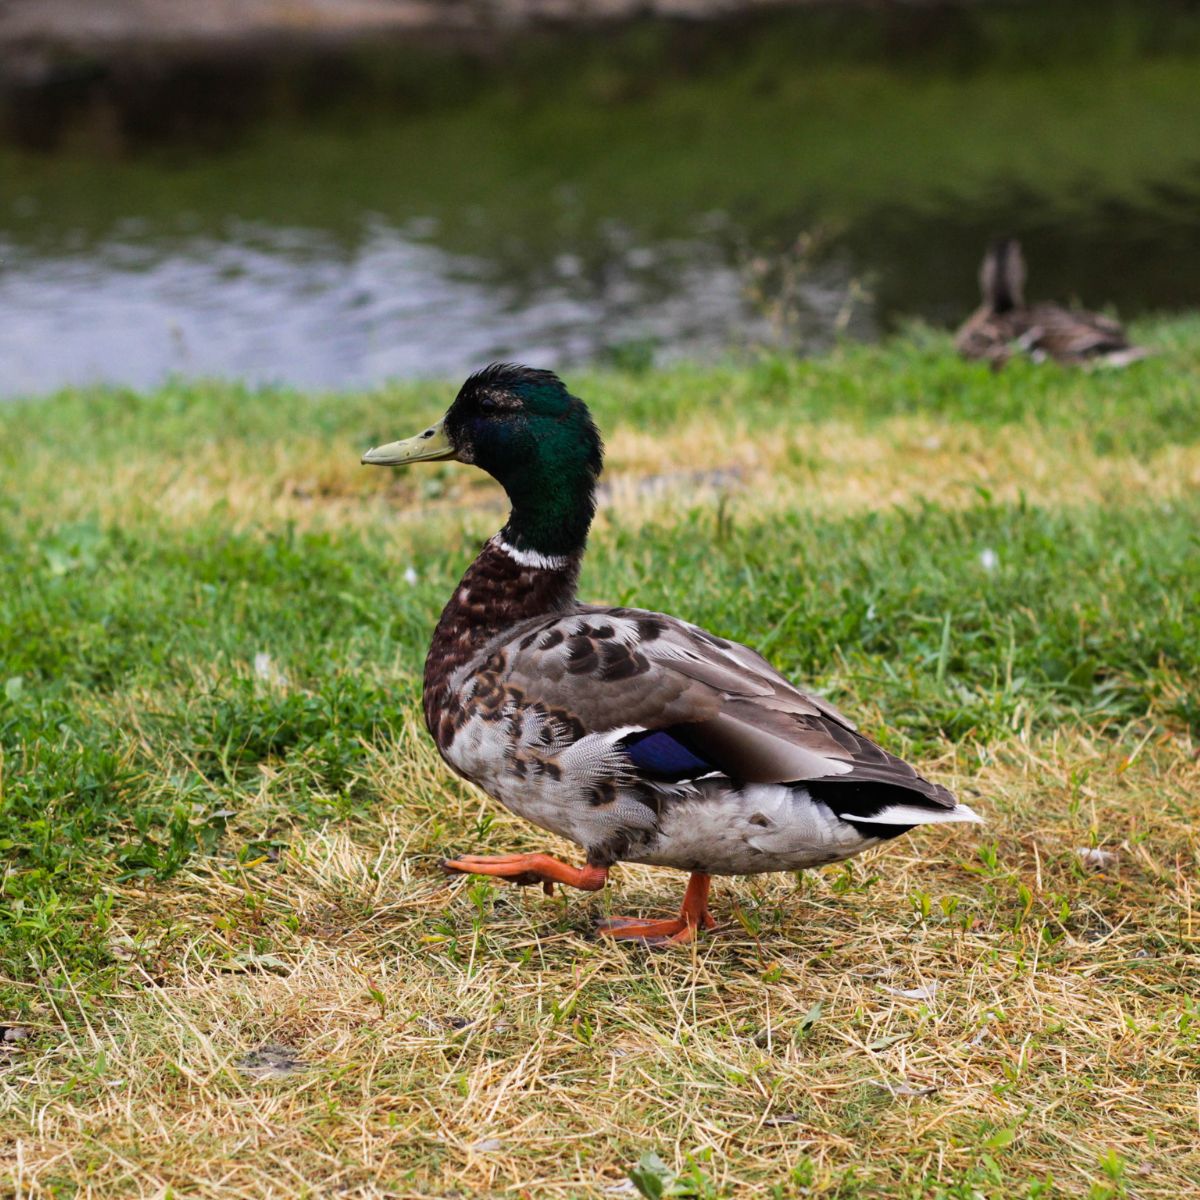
<box><xmin>442</xmin><ymin>852</ymin><xmax>607</xmax><ymax>897</ymax></box>
<box><xmin>597</xmin><ymin>872</ymin><xmax>717</xmax><ymax>946</ymax></box>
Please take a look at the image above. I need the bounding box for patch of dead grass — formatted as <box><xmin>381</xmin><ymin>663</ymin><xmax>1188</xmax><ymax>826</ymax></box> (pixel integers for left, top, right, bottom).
<box><xmin>5</xmin><ymin>727</ymin><xmax>1198</xmax><ymax>1197</ymax></box>
<box><xmin>18</xmin><ymin>416</ymin><xmax>1200</xmax><ymax>536</ymax></box>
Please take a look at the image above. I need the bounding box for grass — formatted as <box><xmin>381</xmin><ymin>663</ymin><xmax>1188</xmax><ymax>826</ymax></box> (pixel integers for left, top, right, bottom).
<box><xmin>2</xmin><ymin>320</ymin><xmax>1199</xmax><ymax>1196</ymax></box>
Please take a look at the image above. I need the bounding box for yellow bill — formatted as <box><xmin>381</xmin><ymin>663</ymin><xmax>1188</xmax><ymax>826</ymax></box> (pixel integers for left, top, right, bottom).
<box><xmin>361</xmin><ymin>415</ymin><xmax>454</xmax><ymax>466</ymax></box>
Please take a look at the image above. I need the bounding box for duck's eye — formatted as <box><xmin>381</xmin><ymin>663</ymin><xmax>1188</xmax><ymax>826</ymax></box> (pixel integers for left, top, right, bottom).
<box><xmin>479</xmin><ymin>394</ymin><xmax>509</xmax><ymax>413</ymax></box>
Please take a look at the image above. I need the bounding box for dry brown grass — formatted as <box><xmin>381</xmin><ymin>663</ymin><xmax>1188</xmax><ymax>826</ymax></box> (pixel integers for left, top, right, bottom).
<box><xmin>20</xmin><ymin>414</ymin><xmax>1200</xmax><ymax>537</ymax></box>
<box><xmin>5</xmin><ymin>723</ymin><xmax>1198</xmax><ymax>1198</ymax></box>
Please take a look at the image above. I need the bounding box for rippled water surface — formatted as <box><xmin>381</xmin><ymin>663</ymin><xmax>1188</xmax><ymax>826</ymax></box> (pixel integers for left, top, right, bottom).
<box><xmin>2</xmin><ymin>1</ymin><xmax>1199</xmax><ymax>398</ymax></box>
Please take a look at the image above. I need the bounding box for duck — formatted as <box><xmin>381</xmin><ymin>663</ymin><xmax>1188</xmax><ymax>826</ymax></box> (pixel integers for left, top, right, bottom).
<box><xmin>362</xmin><ymin>365</ymin><xmax>981</xmax><ymax>945</ymax></box>
<box><xmin>955</xmin><ymin>238</ymin><xmax>1148</xmax><ymax>369</ymax></box>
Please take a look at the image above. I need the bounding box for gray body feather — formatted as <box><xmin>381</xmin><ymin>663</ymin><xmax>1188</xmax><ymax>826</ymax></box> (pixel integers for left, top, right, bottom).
<box><xmin>435</xmin><ymin>602</ymin><xmax>980</xmax><ymax>875</ymax></box>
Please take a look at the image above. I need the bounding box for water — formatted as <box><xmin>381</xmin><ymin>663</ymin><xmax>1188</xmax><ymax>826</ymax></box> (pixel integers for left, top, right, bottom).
<box><xmin>2</xmin><ymin>1</ymin><xmax>1200</xmax><ymax>399</ymax></box>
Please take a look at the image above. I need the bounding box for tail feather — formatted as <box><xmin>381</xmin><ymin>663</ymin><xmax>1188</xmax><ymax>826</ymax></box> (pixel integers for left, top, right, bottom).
<box><xmin>843</xmin><ymin>802</ymin><xmax>983</xmax><ymax>827</ymax></box>
<box><xmin>981</xmin><ymin>238</ymin><xmax>1026</xmax><ymax>313</ymax></box>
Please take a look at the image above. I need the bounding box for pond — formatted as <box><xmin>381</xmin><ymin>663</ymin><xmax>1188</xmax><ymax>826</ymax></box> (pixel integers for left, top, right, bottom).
<box><xmin>2</xmin><ymin>0</ymin><xmax>1199</xmax><ymax>399</ymax></box>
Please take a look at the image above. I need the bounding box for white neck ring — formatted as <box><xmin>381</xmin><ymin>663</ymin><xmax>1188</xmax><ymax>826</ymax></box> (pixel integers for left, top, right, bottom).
<box><xmin>493</xmin><ymin>536</ymin><xmax>570</xmax><ymax>571</ymax></box>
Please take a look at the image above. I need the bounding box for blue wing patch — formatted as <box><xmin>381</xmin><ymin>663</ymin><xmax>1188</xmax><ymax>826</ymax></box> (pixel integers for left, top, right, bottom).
<box><xmin>619</xmin><ymin>729</ymin><xmax>715</xmax><ymax>781</ymax></box>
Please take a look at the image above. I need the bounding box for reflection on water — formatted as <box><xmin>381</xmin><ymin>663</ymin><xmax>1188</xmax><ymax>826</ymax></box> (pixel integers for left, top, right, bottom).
<box><xmin>2</xmin><ymin>222</ymin><xmax>835</xmax><ymax>393</ymax></box>
<box><xmin>1</xmin><ymin>2</ymin><xmax>1199</xmax><ymax>399</ymax></box>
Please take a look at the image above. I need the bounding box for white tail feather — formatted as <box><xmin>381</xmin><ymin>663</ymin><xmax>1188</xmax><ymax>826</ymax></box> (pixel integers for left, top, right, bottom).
<box><xmin>842</xmin><ymin>802</ymin><xmax>983</xmax><ymax>826</ymax></box>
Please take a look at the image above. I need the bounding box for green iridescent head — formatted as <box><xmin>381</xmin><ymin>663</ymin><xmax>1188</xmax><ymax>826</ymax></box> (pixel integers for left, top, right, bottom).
<box><xmin>362</xmin><ymin>364</ymin><xmax>603</xmax><ymax>557</ymax></box>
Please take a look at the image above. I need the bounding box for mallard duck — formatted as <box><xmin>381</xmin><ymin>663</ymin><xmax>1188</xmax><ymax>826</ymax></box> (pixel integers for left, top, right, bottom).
<box><xmin>362</xmin><ymin>365</ymin><xmax>980</xmax><ymax>944</ymax></box>
<box><xmin>956</xmin><ymin>238</ymin><xmax>1148</xmax><ymax>369</ymax></box>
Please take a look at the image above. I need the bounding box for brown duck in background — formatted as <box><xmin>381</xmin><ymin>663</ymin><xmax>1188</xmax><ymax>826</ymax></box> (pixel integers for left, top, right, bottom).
<box><xmin>955</xmin><ymin>238</ymin><xmax>1149</xmax><ymax>369</ymax></box>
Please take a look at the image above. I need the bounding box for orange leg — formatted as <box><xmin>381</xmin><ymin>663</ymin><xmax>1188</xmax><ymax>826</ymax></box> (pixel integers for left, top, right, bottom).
<box><xmin>442</xmin><ymin>852</ymin><xmax>607</xmax><ymax>897</ymax></box>
<box><xmin>598</xmin><ymin>872</ymin><xmax>717</xmax><ymax>946</ymax></box>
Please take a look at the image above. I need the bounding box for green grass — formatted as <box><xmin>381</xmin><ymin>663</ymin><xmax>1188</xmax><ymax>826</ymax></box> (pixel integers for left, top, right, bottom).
<box><xmin>2</xmin><ymin>322</ymin><xmax>1199</xmax><ymax>1196</ymax></box>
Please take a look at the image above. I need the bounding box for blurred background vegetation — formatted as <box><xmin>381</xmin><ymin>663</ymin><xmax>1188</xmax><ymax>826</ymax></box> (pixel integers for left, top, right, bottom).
<box><xmin>3</xmin><ymin>0</ymin><xmax>1199</xmax><ymax>395</ymax></box>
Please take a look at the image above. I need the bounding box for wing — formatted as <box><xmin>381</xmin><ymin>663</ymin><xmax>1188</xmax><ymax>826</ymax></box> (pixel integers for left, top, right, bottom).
<box><xmin>496</xmin><ymin>606</ymin><xmax>956</xmax><ymax>809</ymax></box>
<box><xmin>1025</xmin><ymin>304</ymin><xmax>1131</xmax><ymax>360</ymax></box>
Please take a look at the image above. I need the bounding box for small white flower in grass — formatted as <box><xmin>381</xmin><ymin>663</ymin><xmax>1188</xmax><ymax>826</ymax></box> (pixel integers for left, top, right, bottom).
<box><xmin>253</xmin><ymin>653</ymin><xmax>286</xmax><ymax>687</ymax></box>
<box><xmin>979</xmin><ymin>548</ymin><xmax>999</xmax><ymax>572</ymax></box>
<box><xmin>404</xmin><ymin>565</ymin><xmax>419</xmax><ymax>586</ymax></box>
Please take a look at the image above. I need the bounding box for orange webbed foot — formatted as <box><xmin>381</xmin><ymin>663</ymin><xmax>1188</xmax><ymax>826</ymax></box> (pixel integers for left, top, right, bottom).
<box><xmin>442</xmin><ymin>852</ymin><xmax>607</xmax><ymax>897</ymax></box>
<box><xmin>596</xmin><ymin>914</ymin><xmax>710</xmax><ymax>945</ymax></box>
<box><xmin>597</xmin><ymin>872</ymin><xmax>716</xmax><ymax>946</ymax></box>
